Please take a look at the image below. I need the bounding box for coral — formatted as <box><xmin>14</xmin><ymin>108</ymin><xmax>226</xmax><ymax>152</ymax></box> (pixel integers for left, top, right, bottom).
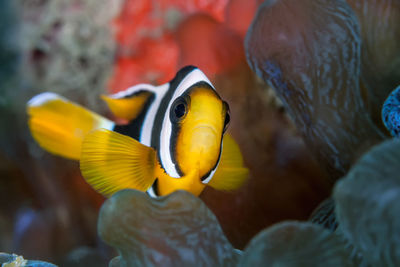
<box><xmin>175</xmin><ymin>13</ymin><xmax>245</xmax><ymax>78</ymax></box>
<box><xmin>98</xmin><ymin>189</ymin><xmax>239</xmax><ymax>266</ymax></box>
<box><xmin>238</xmin><ymin>221</ymin><xmax>353</xmax><ymax>267</ymax></box>
<box><xmin>245</xmin><ymin>0</ymin><xmax>385</xmax><ymax>179</ymax></box>
<box><xmin>110</xmin><ymin>34</ymin><xmax>179</xmax><ymax>91</ymax></box>
<box><xmin>109</xmin><ymin>0</ymin><xmax>230</xmax><ymax>91</ymax></box>
<box><xmin>334</xmin><ymin>138</ymin><xmax>400</xmax><ymax>266</ymax></box>
<box><xmin>382</xmin><ymin>86</ymin><xmax>400</xmax><ymax>137</ymax></box>
<box><xmin>18</xmin><ymin>0</ymin><xmax>122</xmax><ymax>108</ymax></box>
<box><xmin>0</xmin><ymin>253</ymin><xmax>57</xmax><ymax>267</ymax></box>
<box><xmin>224</xmin><ymin>0</ymin><xmax>262</xmax><ymax>38</ymax></box>
<box><xmin>108</xmin><ymin>0</ymin><xmax>262</xmax><ymax>92</ymax></box>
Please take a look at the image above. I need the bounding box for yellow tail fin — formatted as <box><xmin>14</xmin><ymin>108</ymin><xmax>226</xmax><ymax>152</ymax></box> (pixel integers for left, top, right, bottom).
<box><xmin>208</xmin><ymin>134</ymin><xmax>249</xmax><ymax>191</ymax></box>
<box><xmin>27</xmin><ymin>92</ymin><xmax>114</xmax><ymax>160</ymax></box>
<box><xmin>80</xmin><ymin>129</ymin><xmax>157</xmax><ymax>197</ymax></box>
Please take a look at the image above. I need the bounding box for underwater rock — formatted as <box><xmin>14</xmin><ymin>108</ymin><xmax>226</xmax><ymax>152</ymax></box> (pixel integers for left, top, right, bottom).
<box><xmin>334</xmin><ymin>138</ymin><xmax>400</xmax><ymax>266</ymax></box>
<box><xmin>347</xmin><ymin>0</ymin><xmax>400</xmax><ymax>126</ymax></box>
<box><xmin>382</xmin><ymin>85</ymin><xmax>400</xmax><ymax>137</ymax></box>
<box><xmin>238</xmin><ymin>221</ymin><xmax>353</xmax><ymax>266</ymax></box>
<box><xmin>98</xmin><ymin>189</ymin><xmax>239</xmax><ymax>267</ymax></box>
<box><xmin>0</xmin><ymin>253</ymin><xmax>57</xmax><ymax>267</ymax></box>
<box><xmin>245</xmin><ymin>0</ymin><xmax>384</xmax><ymax>178</ymax></box>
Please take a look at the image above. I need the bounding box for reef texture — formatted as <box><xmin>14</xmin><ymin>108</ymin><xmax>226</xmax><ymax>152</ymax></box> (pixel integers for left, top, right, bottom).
<box><xmin>98</xmin><ymin>189</ymin><xmax>239</xmax><ymax>267</ymax></box>
<box><xmin>108</xmin><ymin>0</ymin><xmax>265</xmax><ymax>91</ymax></box>
<box><xmin>334</xmin><ymin>138</ymin><xmax>400</xmax><ymax>266</ymax></box>
<box><xmin>239</xmin><ymin>221</ymin><xmax>353</xmax><ymax>267</ymax></box>
<box><xmin>245</xmin><ymin>0</ymin><xmax>385</xmax><ymax>178</ymax></box>
<box><xmin>18</xmin><ymin>0</ymin><xmax>122</xmax><ymax>108</ymax></box>
<box><xmin>0</xmin><ymin>253</ymin><xmax>57</xmax><ymax>267</ymax></box>
<box><xmin>382</xmin><ymin>86</ymin><xmax>400</xmax><ymax>137</ymax></box>
<box><xmin>109</xmin><ymin>0</ymin><xmax>229</xmax><ymax>90</ymax></box>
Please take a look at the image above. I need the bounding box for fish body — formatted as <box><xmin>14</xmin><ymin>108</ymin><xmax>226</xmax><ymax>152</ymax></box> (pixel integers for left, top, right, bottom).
<box><xmin>27</xmin><ymin>66</ymin><xmax>248</xmax><ymax>197</ymax></box>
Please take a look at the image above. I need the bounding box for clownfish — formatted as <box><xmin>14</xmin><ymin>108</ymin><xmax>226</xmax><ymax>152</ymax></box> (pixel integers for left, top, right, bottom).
<box><xmin>27</xmin><ymin>66</ymin><xmax>248</xmax><ymax>197</ymax></box>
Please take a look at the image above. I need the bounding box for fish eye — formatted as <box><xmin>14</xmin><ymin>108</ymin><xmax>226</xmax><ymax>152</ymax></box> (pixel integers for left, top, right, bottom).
<box><xmin>170</xmin><ymin>96</ymin><xmax>188</xmax><ymax>123</ymax></box>
<box><xmin>175</xmin><ymin>103</ymin><xmax>186</xmax><ymax>118</ymax></box>
<box><xmin>223</xmin><ymin>101</ymin><xmax>230</xmax><ymax>133</ymax></box>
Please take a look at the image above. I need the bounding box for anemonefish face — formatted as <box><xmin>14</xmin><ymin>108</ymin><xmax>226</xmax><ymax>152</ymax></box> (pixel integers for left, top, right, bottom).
<box><xmin>156</xmin><ymin>67</ymin><xmax>231</xmax><ymax>188</ymax></box>
<box><xmin>169</xmin><ymin>82</ymin><xmax>230</xmax><ymax>181</ymax></box>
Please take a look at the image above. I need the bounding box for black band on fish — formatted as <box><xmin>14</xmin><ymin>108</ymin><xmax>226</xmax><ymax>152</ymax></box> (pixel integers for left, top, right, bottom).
<box><xmin>151</xmin><ymin>66</ymin><xmax>198</xmax><ymax>175</ymax></box>
<box><xmin>151</xmin><ymin>66</ymin><xmax>198</xmax><ymax>148</ymax></box>
<box><xmin>114</xmin><ymin>92</ymin><xmax>155</xmax><ymax>140</ymax></box>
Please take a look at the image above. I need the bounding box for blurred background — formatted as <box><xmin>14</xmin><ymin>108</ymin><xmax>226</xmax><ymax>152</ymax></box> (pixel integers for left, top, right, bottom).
<box><xmin>0</xmin><ymin>0</ymin><xmax>331</xmax><ymax>265</ymax></box>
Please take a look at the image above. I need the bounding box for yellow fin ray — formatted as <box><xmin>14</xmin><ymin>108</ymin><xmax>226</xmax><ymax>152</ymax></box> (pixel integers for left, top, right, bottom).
<box><xmin>80</xmin><ymin>129</ymin><xmax>156</xmax><ymax>197</ymax></box>
<box><xmin>27</xmin><ymin>92</ymin><xmax>114</xmax><ymax>160</ymax></box>
<box><xmin>101</xmin><ymin>91</ymin><xmax>153</xmax><ymax>121</ymax></box>
<box><xmin>208</xmin><ymin>134</ymin><xmax>249</xmax><ymax>191</ymax></box>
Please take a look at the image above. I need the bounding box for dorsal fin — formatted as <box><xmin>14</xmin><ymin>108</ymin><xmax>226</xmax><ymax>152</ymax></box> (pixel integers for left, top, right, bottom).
<box><xmin>102</xmin><ymin>84</ymin><xmax>159</xmax><ymax>121</ymax></box>
<box><xmin>101</xmin><ymin>91</ymin><xmax>153</xmax><ymax>121</ymax></box>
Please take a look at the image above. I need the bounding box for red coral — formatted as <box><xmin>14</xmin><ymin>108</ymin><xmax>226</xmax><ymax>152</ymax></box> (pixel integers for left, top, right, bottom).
<box><xmin>108</xmin><ymin>0</ymin><xmax>258</xmax><ymax>93</ymax></box>
<box><xmin>225</xmin><ymin>0</ymin><xmax>262</xmax><ymax>37</ymax></box>
<box><xmin>176</xmin><ymin>13</ymin><xmax>245</xmax><ymax>79</ymax></box>
<box><xmin>109</xmin><ymin>34</ymin><xmax>179</xmax><ymax>92</ymax></box>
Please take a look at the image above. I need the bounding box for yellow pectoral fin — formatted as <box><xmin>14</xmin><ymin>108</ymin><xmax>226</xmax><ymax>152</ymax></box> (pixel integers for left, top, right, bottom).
<box><xmin>208</xmin><ymin>134</ymin><xmax>249</xmax><ymax>191</ymax></box>
<box><xmin>80</xmin><ymin>129</ymin><xmax>157</xmax><ymax>197</ymax></box>
<box><xmin>27</xmin><ymin>92</ymin><xmax>114</xmax><ymax>160</ymax></box>
<box><xmin>101</xmin><ymin>91</ymin><xmax>153</xmax><ymax>121</ymax></box>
